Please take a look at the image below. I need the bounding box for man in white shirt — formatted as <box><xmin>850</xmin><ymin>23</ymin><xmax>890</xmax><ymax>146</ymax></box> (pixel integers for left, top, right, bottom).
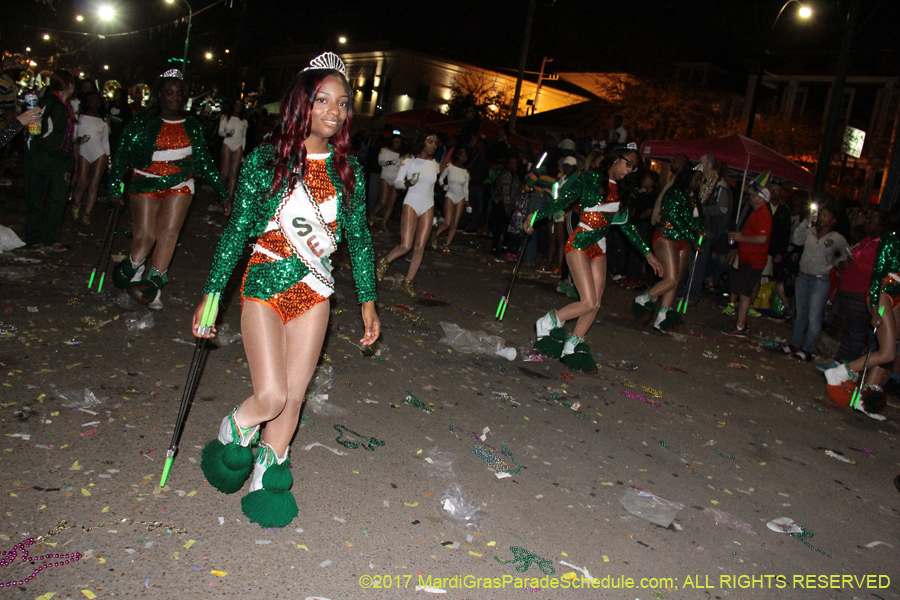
<box><xmin>608</xmin><ymin>115</ymin><xmax>627</xmax><ymax>145</ymax></box>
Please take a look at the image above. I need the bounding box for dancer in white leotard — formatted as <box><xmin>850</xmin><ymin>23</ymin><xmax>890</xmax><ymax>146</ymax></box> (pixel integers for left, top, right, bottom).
<box><xmin>369</xmin><ymin>135</ymin><xmax>403</xmax><ymax>230</ymax></box>
<box><xmin>218</xmin><ymin>100</ymin><xmax>248</xmax><ymax>198</ymax></box>
<box><xmin>376</xmin><ymin>130</ymin><xmax>439</xmax><ymax>297</ymax></box>
<box><xmin>70</xmin><ymin>92</ymin><xmax>110</xmax><ymax>226</ymax></box>
<box><xmin>431</xmin><ymin>147</ymin><xmax>470</xmax><ymax>252</ymax></box>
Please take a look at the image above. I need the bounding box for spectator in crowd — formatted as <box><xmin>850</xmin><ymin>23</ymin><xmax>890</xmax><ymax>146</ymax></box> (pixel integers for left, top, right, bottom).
<box><xmin>0</xmin><ymin>57</ymin><xmax>18</xmax><ymax>187</ymax></box>
<box><xmin>489</xmin><ymin>154</ymin><xmax>521</xmax><ymax>256</ymax></box>
<box><xmin>767</xmin><ymin>179</ymin><xmax>793</xmax><ymax>315</ymax></box>
<box><xmin>520</xmin><ymin>160</ymin><xmax>557</xmax><ymax>267</ymax></box>
<box><xmin>691</xmin><ymin>159</ymin><xmax>732</xmax><ymax>299</ymax></box>
<box><xmin>818</xmin><ymin>209</ymin><xmax>888</xmax><ymax>370</ymax></box>
<box><xmin>722</xmin><ymin>187</ymin><xmax>772</xmax><ymax>337</ymax></box>
<box><xmin>541</xmin><ymin>156</ymin><xmax>578</xmax><ymax>275</ymax></box>
<box><xmin>459</xmin><ymin>106</ymin><xmax>480</xmax><ymax>147</ymax></box>
<box><xmin>105</xmin><ymin>86</ymin><xmax>131</xmax><ymax>159</ymax></box>
<box><xmin>0</xmin><ymin>107</ymin><xmax>42</xmax><ymax>150</ymax></box>
<box><xmin>608</xmin><ymin>114</ymin><xmax>627</xmax><ymax>145</ymax></box>
<box><xmin>785</xmin><ymin>202</ymin><xmax>848</xmax><ymax>361</ymax></box>
<box><xmin>24</xmin><ymin>69</ymin><xmax>76</xmax><ymax>252</ymax></box>
<box><xmin>622</xmin><ymin>169</ymin><xmax>659</xmax><ymax>287</ymax></box>
<box><xmin>461</xmin><ymin>137</ymin><xmax>487</xmax><ymax>234</ymax></box>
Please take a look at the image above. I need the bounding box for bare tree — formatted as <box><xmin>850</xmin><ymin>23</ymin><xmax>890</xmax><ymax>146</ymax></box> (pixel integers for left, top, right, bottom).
<box><xmin>447</xmin><ymin>71</ymin><xmax>516</xmax><ymax>122</ymax></box>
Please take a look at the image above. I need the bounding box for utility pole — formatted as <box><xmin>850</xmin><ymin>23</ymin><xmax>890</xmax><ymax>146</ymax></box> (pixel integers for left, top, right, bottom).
<box><xmin>812</xmin><ymin>0</ymin><xmax>862</xmax><ymax>197</ymax></box>
<box><xmin>532</xmin><ymin>56</ymin><xmax>555</xmax><ymax>115</ymax></box>
<box><xmin>509</xmin><ymin>0</ymin><xmax>536</xmax><ymax>133</ymax></box>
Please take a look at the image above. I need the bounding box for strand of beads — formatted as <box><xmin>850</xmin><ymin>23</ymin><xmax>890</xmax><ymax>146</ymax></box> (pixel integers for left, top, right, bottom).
<box><xmin>402</xmin><ymin>391</ymin><xmax>432</xmax><ymax>412</ymax></box>
<box><xmin>0</xmin><ymin>537</ymin><xmax>81</xmax><ymax>588</ymax></box>
<box><xmin>715</xmin><ymin>450</ymin><xmax>735</xmax><ymax>459</ymax></box>
<box><xmin>333</xmin><ymin>424</ymin><xmax>385</xmax><ymax>451</ymax></box>
<box><xmin>789</xmin><ymin>526</ymin><xmax>831</xmax><ymax>558</ymax></box>
<box><xmin>620</xmin><ymin>390</ymin><xmax>661</xmax><ymax>408</ymax></box>
<box><xmin>659</xmin><ymin>439</ymin><xmax>687</xmax><ymax>457</ymax></box>
<box><xmin>494</xmin><ymin>546</ymin><xmax>556</xmax><ymax>575</ymax></box>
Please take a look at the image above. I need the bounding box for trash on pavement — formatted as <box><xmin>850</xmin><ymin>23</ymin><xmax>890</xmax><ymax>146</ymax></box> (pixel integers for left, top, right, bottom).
<box><xmin>619</xmin><ymin>486</ymin><xmax>684</xmax><ymax>528</ymax></box>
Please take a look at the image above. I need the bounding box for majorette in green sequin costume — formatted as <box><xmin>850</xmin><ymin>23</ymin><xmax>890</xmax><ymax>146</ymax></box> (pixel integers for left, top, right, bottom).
<box><xmin>195</xmin><ymin>53</ymin><xmax>380</xmax><ymax>527</ymax></box>
<box><xmin>199</xmin><ymin>144</ymin><xmax>376</xmax><ymax>527</ymax></box>
<box><xmin>824</xmin><ymin>230</ymin><xmax>899</xmax><ymax>419</ymax></box>
<box><xmin>527</xmin><ymin>148</ymin><xmax>660</xmax><ymax>373</ymax></box>
<box><xmin>107</xmin><ymin>71</ymin><xmax>229</xmax><ymax>309</ymax></box>
<box><xmin>633</xmin><ymin>185</ymin><xmax>701</xmax><ymax>332</ymax></box>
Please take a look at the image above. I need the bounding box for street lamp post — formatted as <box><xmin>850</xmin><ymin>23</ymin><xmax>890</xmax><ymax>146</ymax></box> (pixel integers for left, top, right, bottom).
<box><xmin>745</xmin><ymin>0</ymin><xmax>811</xmax><ymax>138</ymax></box>
<box><xmin>166</xmin><ymin>0</ymin><xmax>193</xmax><ymax>80</ymax></box>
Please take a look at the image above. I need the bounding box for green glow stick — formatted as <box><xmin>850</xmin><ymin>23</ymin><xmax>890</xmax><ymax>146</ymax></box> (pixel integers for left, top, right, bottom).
<box><xmin>160</xmin><ymin>450</ymin><xmax>175</xmax><ymax>487</ymax></box>
<box><xmin>851</xmin><ymin>305</ymin><xmax>884</xmax><ymax>410</ymax></box>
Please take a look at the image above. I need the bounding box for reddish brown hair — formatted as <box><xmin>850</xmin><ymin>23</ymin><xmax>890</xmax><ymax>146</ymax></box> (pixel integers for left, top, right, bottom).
<box><xmin>268</xmin><ymin>68</ymin><xmax>356</xmax><ymax>205</ymax></box>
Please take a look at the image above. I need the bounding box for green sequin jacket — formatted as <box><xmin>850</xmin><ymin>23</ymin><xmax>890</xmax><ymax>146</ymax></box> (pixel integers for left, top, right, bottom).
<box><xmin>656</xmin><ymin>188</ymin><xmax>701</xmax><ymax>243</ymax></box>
<box><xmin>869</xmin><ymin>231</ymin><xmax>900</xmax><ymax>305</ymax></box>
<box><xmin>202</xmin><ymin>144</ymin><xmax>376</xmax><ymax>305</ymax></box>
<box><xmin>107</xmin><ymin>111</ymin><xmax>229</xmax><ymax>200</ymax></box>
<box><xmin>532</xmin><ymin>171</ymin><xmax>650</xmax><ymax>254</ymax></box>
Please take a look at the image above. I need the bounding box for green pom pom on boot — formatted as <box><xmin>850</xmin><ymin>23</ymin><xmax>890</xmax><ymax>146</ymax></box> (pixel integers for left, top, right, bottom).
<box><xmin>632</xmin><ymin>292</ymin><xmax>654</xmax><ymax>324</ymax></box>
<box><xmin>200</xmin><ymin>409</ymin><xmax>259</xmax><ymax>494</ymax></box>
<box><xmin>560</xmin><ymin>334</ymin><xmax>598</xmax><ymax>374</ymax></box>
<box><xmin>241</xmin><ymin>442</ymin><xmax>298</xmax><ymax>529</ymax></box>
<box><xmin>535</xmin><ymin>327</ymin><xmax>565</xmax><ymax>358</ymax></box>
<box><xmin>128</xmin><ymin>268</ymin><xmax>168</xmax><ymax>304</ymax></box>
<box><xmin>112</xmin><ymin>256</ymin><xmax>145</xmax><ymax>289</ymax></box>
<box><xmin>655</xmin><ymin>307</ymin><xmax>683</xmax><ymax>332</ymax></box>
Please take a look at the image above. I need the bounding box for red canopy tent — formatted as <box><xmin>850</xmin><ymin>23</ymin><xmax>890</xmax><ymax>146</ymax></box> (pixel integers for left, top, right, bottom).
<box><xmin>640</xmin><ymin>134</ymin><xmax>814</xmax><ymax>190</ymax></box>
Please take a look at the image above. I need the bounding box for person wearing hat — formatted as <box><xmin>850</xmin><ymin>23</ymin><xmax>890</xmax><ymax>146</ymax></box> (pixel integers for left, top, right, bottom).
<box><xmin>722</xmin><ymin>186</ymin><xmax>772</xmax><ymax>337</ymax></box>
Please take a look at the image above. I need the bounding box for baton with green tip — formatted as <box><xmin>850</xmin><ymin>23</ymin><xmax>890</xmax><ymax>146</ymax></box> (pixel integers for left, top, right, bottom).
<box><xmin>677</xmin><ymin>235</ymin><xmax>704</xmax><ymax>314</ymax></box>
<box><xmin>495</xmin><ymin>211</ymin><xmax>536</xmax><ymax>320</ymax></box>
<box><xmin>850</xmin><ymin>305</ymin><xmax>884</xmax><ymax>411</ymax></box>
<box><xmin>88</xmin><ymin>204</ymin><xmax>120</xmax><ymax>291</ymax></box>
<box><xmin>160</xmin><ymin>293</ymin><xmax>219</xmax><ymax>487</ymax></box>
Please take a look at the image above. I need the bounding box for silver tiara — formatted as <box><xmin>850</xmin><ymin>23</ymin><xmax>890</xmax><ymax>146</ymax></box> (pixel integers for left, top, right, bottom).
<box><xmin>302</xmin><ymin>52</ymin><xmax>346</xmax><ymax>75</ymax></box>
<box><xmin>161</xmin><ymin>69</ymin><xmax>183</xmax><ymax>79</ymax></box>
<box><xmin>625</xmin><ymin>142</ymin><xmax>638</xmax><ymax>150</ymax></box>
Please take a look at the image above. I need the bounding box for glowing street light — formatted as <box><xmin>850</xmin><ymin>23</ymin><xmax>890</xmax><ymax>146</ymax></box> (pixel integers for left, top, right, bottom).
<box><xmin>98</xmin><ymin>5</ymin><xmax>115</xmax><ymax>20</ymax></box>
<box><xmin>43</xmin><ymin>34</ymin><xmax>50</xmax><ymax>40</ymax></box>
<box><xmin>76</xmin><ymin>15</ymin><xmax>84</xmax><ymax>21</ymax></box>
<box><xmin>338</xmin><ymin>36</ymin><xmax>347</xmax><ymax>44</ymax></box>
<box><xmin>25</xmin><ymin>47</ymin><xmax>31</xmax><ymax>52</ymax></box>
<box><xmin>103</xmin><ymin>65</ymin><xmax>109</xmax><ymax>70</ymax></box>
<box><xmin>799</xmin><ymin>5</ymin><xmax>812</xmax><ymax>18</ymax></box>
<box><xmin>205</xmin><ymin>52</ymin><xmax>213</xmax><ymax>60</ymax></box>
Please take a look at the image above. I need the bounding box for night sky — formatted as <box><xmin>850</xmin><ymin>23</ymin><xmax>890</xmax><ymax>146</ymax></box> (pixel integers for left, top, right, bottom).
<box><xmin>2</xmin><ymin>0</ymin><xmax>898</xmax><ymax>94</ymax></box>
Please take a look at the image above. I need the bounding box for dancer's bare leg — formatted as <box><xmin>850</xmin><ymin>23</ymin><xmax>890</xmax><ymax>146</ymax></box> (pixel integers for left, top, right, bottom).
<box><xmin>406</xmin><ymin>208</ymin><xmax>434</xmax><ymax>281</ymax></box>
<box><xmin>383</xmin><ymin>204</ymin><xmax>418</xmax><ymax>264</ymax></box>
<box><xmin>647</xmin><ymin>238</ymin><xmax>679</xmax><ymax>304</ymax></box>
<box><xmin>83</xmin><ymin>156</ymin><xmax>108</xmax><ymax>216</ymax></box>
<box><xmin>148</xmin><ymin>193</ymin><xmax>192</xmax><ymax>273</ymax></box>
<box><xmin>129</xmin><ymin>195</ymin><xmax>162</xmax><ymax>263</ymax></box>
<box><xmin>234</xmin><ymin>300</ymin><xmax>329</xmax><ymax>456</ymax></box>
<box><xmin>443</xmin><ymin>200</ymin><xmax>463</xmax><ymax>246</ymax></box>
<box><xmin>556</xmin><ymin>251</ymin><xmax>607</xmax><ymax>338</ymax></box>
